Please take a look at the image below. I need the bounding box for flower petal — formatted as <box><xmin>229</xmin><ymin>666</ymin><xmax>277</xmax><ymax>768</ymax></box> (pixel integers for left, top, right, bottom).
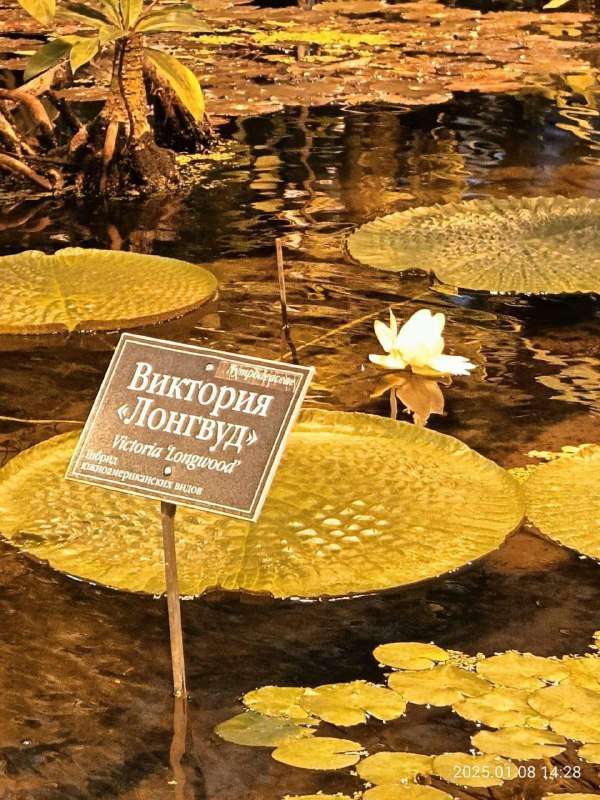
<box><xmin>427</xmin><ymin>354</ymin><xmax>476</xmax><ymax>376</ymax></box>
<box><xmin>396</xmin><ymin>309</ymin><xmax>445</xmax><ymax>365</ymax></box>
<box><xmin>374</xmin><ymin>319</ymin><xmax>395</xmax><ymax>353</ymax></box>
<box><xmin>369</xmin><ymin>352</ymin><xmax>407</xmax><ymax>370</ymax></box>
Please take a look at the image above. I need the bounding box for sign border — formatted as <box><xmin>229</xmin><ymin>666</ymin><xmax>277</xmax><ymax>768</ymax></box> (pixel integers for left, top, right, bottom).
<box><xmin>66</xmin><ymin>333</ymin><xmax>314</xmax><ymax>522</ymax></box>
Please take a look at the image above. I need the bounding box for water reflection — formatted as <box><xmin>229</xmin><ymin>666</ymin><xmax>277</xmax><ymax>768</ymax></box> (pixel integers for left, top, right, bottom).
<box><xmin>372</xmin><ymin>372</ymin><xmax>450</xmax><ymax>426</ymax></box>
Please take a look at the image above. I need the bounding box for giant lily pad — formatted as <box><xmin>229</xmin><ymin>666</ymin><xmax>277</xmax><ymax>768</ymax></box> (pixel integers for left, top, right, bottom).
<box><xmin>0</xmin><ymin>247</ymin><xmax>218</xmax><ymax>334</ymax></box>
<box><xmin>523</xmin><ymin>445</ymin><xmax>600</xmax><ymax>560</ymax></box>
<box><xmin>0</xmin><ymin>410</ymin><xmax>523</xmax><ymax>597</ymax></box>
<box><xmin>346</xmin><ymin>197</ymin><xmax>600</xmax><ymax>295</ymax></box>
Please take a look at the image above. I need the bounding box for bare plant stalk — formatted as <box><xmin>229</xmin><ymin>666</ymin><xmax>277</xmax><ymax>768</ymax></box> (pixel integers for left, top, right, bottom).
<box><xmin>275</xmin><ymin>238</ymin><xmax>300</xmax><ymax>364</ymax></box>
<box><xmin>275</xmin><ymin>237</ymin><xmax>290</xmax><ymax>331</ymax></box>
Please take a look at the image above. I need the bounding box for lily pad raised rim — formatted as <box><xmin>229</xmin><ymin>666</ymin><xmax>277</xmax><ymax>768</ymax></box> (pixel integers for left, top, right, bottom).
<box><xmin>345</xmin><ymin>196</ymin><xmax>600</xmax><ymax>297</ymax></box>
<box><xmin>0</xmin><ymin>409</ymin><xmax>526</xmax><ymax>601</ymax></box>
<box><xmin>0</xmin><ymin>247</ymin><xmax>218</xmax><ymax>335</ymax></box>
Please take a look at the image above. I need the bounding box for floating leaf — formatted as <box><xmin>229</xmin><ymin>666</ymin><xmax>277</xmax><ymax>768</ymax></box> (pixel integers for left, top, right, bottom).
<box><xmin>0</xmin><ymin>248</ymin><xmax>217</xmax><ymax>334</ymax></box>
<box><xmin>373</xmin><ymin>643</ymin><xmax>450</xmax><ymax>671</ymax></box>
<box><xmin>215</xmin><ymin>711</ymin><xmax>315</xmax><ymax>747</ymax></box>
<box><xmin>528</xmin><ymin>683</ymin><xmax>600</xmax><ymax>719</ymax></box>
<box><xmin>471</xmin><ymin>727</ymin><xmax>566</xmax><ymax>760</ymax></box>
<box><xmin>272</xmin><ymin>737</ymin><xmax>364</xmax><ymax>770</ymax></box>
<box><xmin>564</xmin><ymin>656</ymin><xmax>600</xmax><ymax>691</ymax></box>
<box><xmin>357</xmin><ymin>752</ymin><xmax>434</xmax><ymax>784</ymax></box>
<box><xmin>549</xmin><ymin>713</ymin><xmax>600</xmax><ymax>744</ymax></box>
<box><xmin>528</xmin><ymin>683</ymin><xmax>600</xmax><ymax>742</ymax></box>
<box><xmin>300</xmin><ymin>681</ymin><xmax>407</xmax><ymax>726</ymax></box>
<box><xmin>0</xmin><ymin>410</ymin><xmax>523</xmax><ymax>597</ymax></box>
<box><xmin>283</xmin><ymin>796</ymin><xmax>355</xmax><ymax>800</ymax></box>
<box><xmin>578</xmin><ymin>743</ymin><xmax>600</xmax><ymax>764</ymax></box>
<box><xmin>253</xmin><ymin>29</ymin><xmax>388</xmax><ymax>47</ymax></box>
<box><xmin>243</xmin><ymin>687</ymin><xmax>315</xmax><ymax>725</ymax></box>
<box><xmin>523</xmin><ymin>445</ymin><xmax>600</xmax><ymax>560</ymax></box>
<box><xmin>283</xmin><ymin>795</ymin><xmax>354</xmax><ymax>800</ymax></box>
<box><xmin>432</xmin><ymin>753</ymin><xmax>517</xmax><ymax>787</ymax></box>
<box><xmin>388</xmin><ymin>665</ymin><xmax>491</xmax><ymax>707</ymax></box>
<box><xmin>363</xmin><ymin>787</ymin><xmax>453</xmax><ymax>800</ymax></box>
<box><xmin>453</xmin><ymin>687</ymin><xmax>548</xmax><ymax>730</ymax></box>
<box><xmin>476</xmin><ymin>652</ymin><xmax>569</xmax><ymax>691</ymax></box>
<box><xmin>347</xmin><ymin>197</ymin><xmax>600</xmax><ymax>295</ymax></box>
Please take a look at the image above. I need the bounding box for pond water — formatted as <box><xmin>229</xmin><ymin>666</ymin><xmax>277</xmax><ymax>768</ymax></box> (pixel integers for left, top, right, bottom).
<box><xmin>0</xmin><ymin>86</ymin><xmax>599</xmax><ymax>799</ymax></box>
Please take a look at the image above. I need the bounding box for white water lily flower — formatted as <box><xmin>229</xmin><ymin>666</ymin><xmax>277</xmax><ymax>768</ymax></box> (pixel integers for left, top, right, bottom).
<box><xmin>369</xmin><ymin>308</ymin><xmax>475</xmax><ymax>376</ymax></box>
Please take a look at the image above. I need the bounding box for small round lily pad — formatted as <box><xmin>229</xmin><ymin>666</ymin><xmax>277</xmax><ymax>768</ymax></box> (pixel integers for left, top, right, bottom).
<box><xmin>432</xmin><ymin>753</ymin><xmax>517</xmax><ymax>787</ymax></box>
<box><xmin>272</xmin><ymin>737</ymin><xmax>364</xmax><ymax>770</ymax></box>
<box><xmin>453</xmin><ymin>687</ymin><xmax>548</xmax><ymax>730</ymax></box>
<box><xmin>357</xmin><ymin>751</ymin><xmax>434</xmax><ymax>784</ymax></box>
<box><xmin>215</xmin><ymin>711</ymin><xmax>315</xmax><ymax>747</ymax></box>
<box><xmin>299</xmin><ymin>681</ymin><xmax>407</xmax><ymax>726</ymax></box>
<box><xmin>363</xmin><ymin>787</ymin><xmax>453</xmax><ymax>800</ymax></box>
<box><xmin>373</xmin><ymin>642</ymin><xmax>450</xmax><ymax>671</ymax></box>
<box><xmin>0</xmin><ymin>247</ymin><xmax>217</xmax><ymax>334</ymax></box>
<box><xmin>388</xmin><ymin>664</ymin><xmax>491</xmax><ymax>706</ymax></box>
<box><xmin>243</xmin><ymin>686</ymin><xmax>315</xmax><ymax>724</ymax></box>
<box><xmin>475</xmin><ymin>652</ymin><xmax>569</xmax><ymax>690</ymax></box>
<box><xmin>471</xmin><ymin>727</ymin><xmax>566</xmax><ymax>760</ymax></box>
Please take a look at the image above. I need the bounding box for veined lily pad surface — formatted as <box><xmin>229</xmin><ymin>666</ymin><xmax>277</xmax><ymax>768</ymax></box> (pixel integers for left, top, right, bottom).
<box><xmin>0</xmin><ymin>410</ymin><xmax>523</xmax><ymax>597</ymax></box>
<box><xmin>346</xmin><ymin>197</ymin><xmax>600</xmax><ymax>295</ymax></box>
<box><xmin>0</xmin><ymin>248</ymin><xmax>218</xmax><ymax>334</ymax></box>
<box><xmin>523</xmin><ymin>445</ymin><xmax>600</xmax><ymax>560</ymax></box>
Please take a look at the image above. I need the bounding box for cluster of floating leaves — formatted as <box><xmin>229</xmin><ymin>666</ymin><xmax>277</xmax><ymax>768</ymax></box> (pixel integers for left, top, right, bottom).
<box><xmin>1</xmin><ymin>0</ymin><xmax>595</xmax><ymax>120</ymax></box>
<box><xmin>216</xmin><ymin>636</ymin><xmax>600</xmax><ymax>799</ymax></box>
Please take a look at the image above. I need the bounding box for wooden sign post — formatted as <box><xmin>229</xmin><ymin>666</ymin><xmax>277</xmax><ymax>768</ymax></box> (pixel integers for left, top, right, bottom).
<box><xmin>66</xmin><ymin>334</ymin><xmax>314</xmax><ymax>696</ymax></box>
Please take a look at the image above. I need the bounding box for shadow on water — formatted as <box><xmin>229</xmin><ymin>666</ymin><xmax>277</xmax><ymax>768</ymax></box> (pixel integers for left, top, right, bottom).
<box><xmin>0</xmin><ymin>89</ymin><xmax>600</xmax><ymax>798</ymax></box>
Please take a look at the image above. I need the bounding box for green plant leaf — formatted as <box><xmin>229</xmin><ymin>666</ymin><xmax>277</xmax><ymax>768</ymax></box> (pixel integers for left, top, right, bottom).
<box><xmin>95</xmin><ymin>0</ymin><xmax>121</xmax><ymax>26</ymax></box>
<box><xmin>59</xmin><ymin>2</ymin><xmax>113</xmax><ymax>28</ymax></box>
<box><xmin>70</xmin><ymin>36</ymin><xmax>100</xmax><ymax>74</ymax></box>
<box><xmin>136</xmin><ymin>9</ymin><xmax>209</xmax><ymax>33</ymax></box>
<box><xmin>144</xmin><ymin>48</ymin><xmax>204</xmax><ymax>121</ymax></box>
<box><xmin>16</xmin><ymin>0</ymin><xmax>55</xmax><ymax>25</ymax></box>
<box><xmin>24</xmin><ymin>38</ymin><xmax>72</xmax><ymax>81</ymax></box>
<box><xmin>122</xmin><ymin>0</ymin><xmax>144</xmax><ymax>27</ymax></box>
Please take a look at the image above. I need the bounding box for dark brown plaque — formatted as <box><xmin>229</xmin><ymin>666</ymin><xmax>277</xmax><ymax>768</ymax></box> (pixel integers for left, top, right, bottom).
<box><xmin>66</xmin><ymin>334</ymin><xmax>314</xmax><ymax>521</ymax></box>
